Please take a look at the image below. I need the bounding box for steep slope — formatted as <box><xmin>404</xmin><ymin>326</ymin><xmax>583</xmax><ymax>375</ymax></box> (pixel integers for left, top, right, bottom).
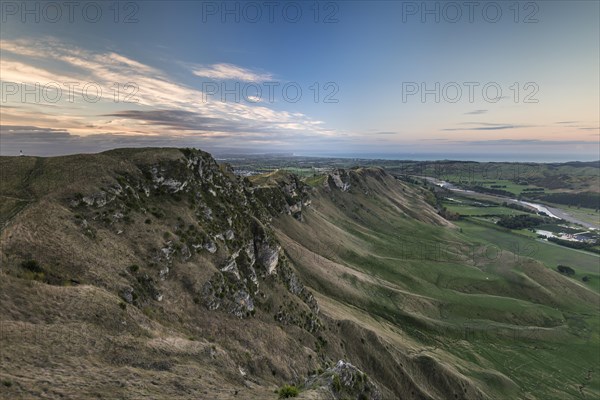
<box><xmin>270</xmin><ymin>167</ymin><xmax>600</xmax><ymax>400</ymax></box>
<box><xmin>0</xmin><ymin>149</ymin><xmax>598</xmax><ymax>400</ymax></box>
<box><xmin>0</xmin><ymin>148</ymin><xmax>394</xmax><ymax>399</ymax></box>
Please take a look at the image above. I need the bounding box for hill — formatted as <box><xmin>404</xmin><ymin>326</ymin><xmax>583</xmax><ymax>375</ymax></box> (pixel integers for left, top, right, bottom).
<box><xmin>1</xmin><ymin>148</ymin><xmax>598</xmax><ymax>399</ymax></box>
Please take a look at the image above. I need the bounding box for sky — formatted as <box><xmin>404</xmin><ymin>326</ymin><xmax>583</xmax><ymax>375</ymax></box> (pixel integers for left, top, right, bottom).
<box><xmin>1</xmin><ymin>0</ymin><xmax>599</xmax><ymax>160</ymax></box>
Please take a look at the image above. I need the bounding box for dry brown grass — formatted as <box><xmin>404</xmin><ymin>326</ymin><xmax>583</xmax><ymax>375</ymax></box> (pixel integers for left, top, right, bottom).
<box><xmin>1</xmin><ymin>150</ymin><xmax>596</xmax><ymax>399</ymax></box>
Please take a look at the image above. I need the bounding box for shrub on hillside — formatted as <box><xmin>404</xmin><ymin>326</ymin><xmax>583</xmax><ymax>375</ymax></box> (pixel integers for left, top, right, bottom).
<box><xmin>278</xmin><ymin>384</ymin><xmax>299</xmax><ymax>398</ymax></box>
<box><xmin>20</xmin><ymin>260</ymin><xmax>43</xmax><ymax>273</ymax></box>
<box><xmin>557</xmin><ymin>265</ymin><xmax>575</xmax><ymax>276</ymax></box>
<box><xmin>497</xmin><ymin>215</ymin><xmax>544</xmax><ymax>229</ymax></box>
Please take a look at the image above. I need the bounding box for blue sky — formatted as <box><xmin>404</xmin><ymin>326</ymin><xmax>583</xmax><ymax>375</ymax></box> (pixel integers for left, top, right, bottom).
<box><xmin>1</xmin><ymin>1</ymin><xmax>599</xmax><ymax>160</ymax></box>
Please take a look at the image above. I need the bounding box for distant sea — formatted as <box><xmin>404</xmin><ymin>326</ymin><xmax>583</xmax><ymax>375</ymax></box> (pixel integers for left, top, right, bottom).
<box><xmin>296</xmin><ymin>153</ymin><xmax>600</xmax><ymax>163</ymax></box>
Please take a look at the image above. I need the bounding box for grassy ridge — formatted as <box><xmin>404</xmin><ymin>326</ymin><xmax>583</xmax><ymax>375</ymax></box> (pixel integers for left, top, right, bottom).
<box><xmin>274</xmin><ymin>168</ymin><xmax>599</xmax><ymax>400</ymax></box>
<box><xmin>2</xmin><ymin>151</ymin><xmax>598</xmax><ymax>399</ymax></box>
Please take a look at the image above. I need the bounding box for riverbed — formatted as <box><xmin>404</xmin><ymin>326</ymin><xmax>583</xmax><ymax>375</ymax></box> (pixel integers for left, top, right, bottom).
<box><xmin>422</xmin><ymin>177</ymin><xmax>598</xmax><ymax>230</ymax></box>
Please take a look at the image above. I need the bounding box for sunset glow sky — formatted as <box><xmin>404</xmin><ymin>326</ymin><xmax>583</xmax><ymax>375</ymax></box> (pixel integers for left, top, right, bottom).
<box><xmin>1</xmin><ymin>1</ymin><xmax>599</xmax><ymax>160</ymax></box>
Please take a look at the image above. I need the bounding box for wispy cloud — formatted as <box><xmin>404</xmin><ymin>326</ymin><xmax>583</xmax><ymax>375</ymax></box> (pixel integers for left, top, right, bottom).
<box><xmin>103</xmin><ymin>109</ymin><xmax>313</xmax><ymax>136</ymax></box>
<box><xmin>552</xmin><ymin>121</ymin><xmax>599</xmax><ymax>131</ymax></box>
<box><xmin>0</xmin><ymin>124</ymin><xmax>353</xmax><ymax>156</ymax></box>
<box><xmin>191</xmin><ymin>63</ymin><xmax>273</xmax><ymax>81</ymax></box>
<box><xmin>449</xmin><ymin>139</ymin><xmax>597</xmax><ymax>146</ymax></box>
<box><xmin>0</xmin><ymin>38</ymin><xmax>332</xmax><ymax>147</ymax></box>
<box><xmin>464</xmin><ymin>109</ymin><xmax>488</xmax><ymax>115</ymax></box>
<box><xmin>0</xmin><ymin>125</ymin><xmax>202</xmax><ymax>156</ymax></box>
<box><xmin>442</xmin><ymin>122</ymin><xmax>534</xmax><ymax>131</ymax></box>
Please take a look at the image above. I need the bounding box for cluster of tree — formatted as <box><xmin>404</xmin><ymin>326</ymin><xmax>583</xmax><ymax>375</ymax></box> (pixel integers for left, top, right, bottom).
<box><xmin>502</xmin><ymin>202</ymin><xmax>536</xmax><ymax>214</ymax></box>
<box><xmin>538</xmin><ymin>192</ymin><xmax>599</xmax><ymax>209</ymax></box>
<box><xmin>547</xmin><ymin>237</ymin><xmax>600</xmax><ymax>254</ymax></box>
<box><xmin>469</xmin><ymin>185</ymin><xmax>515</xmax><ymax>198</ymax></box>
<box><xmin>490</xmin><ymin>185</ymin><xmax>507</xmax><ymax>188</ymax></box>
<box><xmin>556</xmin><ymin>265</ymin><xmax>575</xmax><ymax>276</ymax></box>
<box><xmin>394</xmin><ymin>175</ymin><xmax>423</xmax><ymax>185</ymax></box>
<box><xmin>20</xmin><ymin>259</ymin><xmax>43</xmax><ymax>273</ymax></box>
<box><xmin>438</xmin><ymin>207</ymin><xmax>461</xmax><ymax>221</ymax></box>
<box><xmin>497</xmin><ymin>214</ymin><xmax>544</xmax><ymax>229</ymax></box>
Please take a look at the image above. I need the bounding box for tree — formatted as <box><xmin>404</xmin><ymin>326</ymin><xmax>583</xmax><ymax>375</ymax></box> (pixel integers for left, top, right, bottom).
<box><xmin>557</xmin><ymin>265</ymin><xmax>575</xmax><ymax>276</ymax></box>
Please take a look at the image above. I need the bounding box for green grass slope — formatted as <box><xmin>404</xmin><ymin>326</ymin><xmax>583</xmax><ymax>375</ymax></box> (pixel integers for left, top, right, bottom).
<box><xmin>272</xmin><ymin>168</ymin><xmax>600</xmax><ymax>400</ymax></box>
<box><xmin>0</xmin><ymin>150</ymin><xmax>598</xmax><ymax>400</ymax></box>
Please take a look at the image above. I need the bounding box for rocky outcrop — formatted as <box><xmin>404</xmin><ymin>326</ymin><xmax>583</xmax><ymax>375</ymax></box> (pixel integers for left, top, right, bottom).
<box><xmin>323</xmin><ymin>168</ymin><xmax>388</xmax><ymax>194</ymax></box>
<box><xmin>328</xmin><ymin>170</ymin><xmax>351</xmax><ymax>192</ymax></box>
<box><xmin>150</xmin><ymin>165</ymin><xmax>189</xmax><ymax>193</ymax></box>
<box><xmin>63</xmin><ymin>149</ymin><xmax>321</xmax><ymax>322</ymax></box>
<box><xmin>255</xmin><ymin>240</ymin><xmax>280</xmax><ymax>275</ymax></box>
<box><xmin>252</xmin><ymin>172</ymin><xmax>311</xmax><ymax>220</ymax></box>
<box><xmin>202</xmin><ymin>261</ymin><xmax>256</xmax><ymax>318</ymax></box>
<box><xmin>305</xmin><ymin>360</ymin><xmax>382</xmax><ymax>400</ymax></box>
<box><xmin>119</xmin><ymin>286</ymin><xmax>134</xmax><ymax>304</ymax></box>
<box><xmin>220</xmin><ymin>253</ymin><xmax>242</xmax><ymax>280</ymax></box>
<box><xmin>279</xmin><ymin>261</ymin><xmax>319</xmax><ymax>314</ymax></box>
<box><xmin>204</xmin><ymin>241</ymin><xmax>217</xmax><ymax>253</ymax></box>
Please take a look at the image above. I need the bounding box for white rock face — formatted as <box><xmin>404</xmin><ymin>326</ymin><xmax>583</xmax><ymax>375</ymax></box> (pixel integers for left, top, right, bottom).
<box><xmin>164</xmin><ymin>178</ymin><xmax>188</xmax><ymax>192</ymax></box>
<box><xmin>330</xmin><ymin>172</ymin><xmax>351</xmax><ymax>191</ymax></box>
<box><xmin>150</xmin><ymin>166</ymin><xmax>189</xmax><ymax>192</ymax></box>
<box><xmin>221</xmin><ymin>257</ymin><xmax>241</xmax><ymax>280</ymax></box>
<box><xmin>153</xmin><ymin>241</ymin><xmax>176</xmax><ymax>280</ymax></box>
<box><xmin>303</xmin><ymin>359</ymin><xmax>382</xmax><ymax>400</ymax></box>
<box><xmin>160</xmin><ymin>243</ymin><xmax>175</xmax><ymax>260</ymax></box>
<box><xmin>245</xmin><ymin>241</ymin><xmax>256</xmax><ymax>266</ymax></box>
<box><xmin>180</xmin><ymin>244</ymin><xmax>191</xmax><ymax>260</ymax></box>
<box><xmin>159</xmin><ymin>266</ymin><xmax>169</xmax><ymax>280</ymax></box>
<box><xmin>229</xmin><ymin>290</ymin><xmax>254</xmax><ymax>318</ymax></box>
<box><xmin>289</xmin><ymin>202</ymin><xmax>302</xmax><ymax>213</ymax></box>
<box><xmin>257</xmin><ymin>242</ymin><xmax>280</xmax><ymax>275</ymax></box>
<box><xmin>82</xmin><ymin>192</ymin><xmax>112</xmax><ymax>207</ymax></box>
<box><xmin>204</xmin><ymin>242</ymin><xmax>217</xmax><ymax>253</ymax></box>
<box><xmin>186</xmin><ymin>154</ymin><xmax>204</xmax><ymax>178</ymax></box>
<box><xmin>120</xmin><ymin>286</ymin><xmax>134</xmax><ymax>303</ymax></box>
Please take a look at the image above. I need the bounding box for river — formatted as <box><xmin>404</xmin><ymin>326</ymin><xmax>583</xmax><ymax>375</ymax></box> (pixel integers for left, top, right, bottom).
<box><xmin>421</xmin><ymin>177</ymin><xmax>598</xmax><ymax>230</ymax></box>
